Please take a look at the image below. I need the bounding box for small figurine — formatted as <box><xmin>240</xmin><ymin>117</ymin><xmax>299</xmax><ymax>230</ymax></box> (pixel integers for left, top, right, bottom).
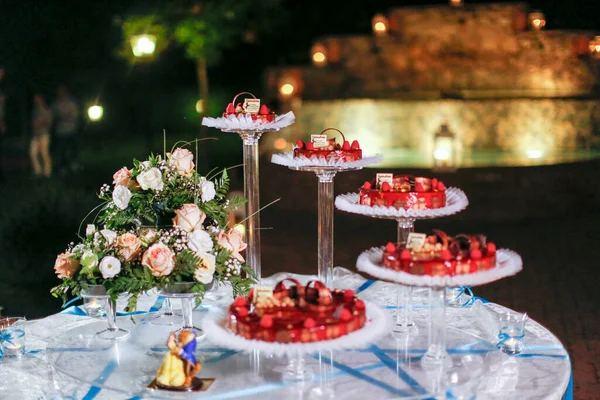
<box><xmin>156</xmin><ymin>330</ymin><xmax>202</xmax><ymax>389</ymax></box>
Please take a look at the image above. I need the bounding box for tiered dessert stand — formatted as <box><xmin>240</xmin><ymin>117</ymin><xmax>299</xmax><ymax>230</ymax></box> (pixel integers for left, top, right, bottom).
<box><xmin>271</xmin><ymin>129</ymin><xmax>382</xmax><ymax>286</ymax></box>
<box><xmin>356</xmin><ymin>247</ymin><xmax>523</xmax><ymax>368</ymax></box>
<box><xmin>335</xmin><ymin>187</ymin><xmax>469</xmax><ymax>334</ymax></box>
<box><xmin>202</xmin><ymin>93</ymin><xmax>296</xmax><ymax>282</ymax></box>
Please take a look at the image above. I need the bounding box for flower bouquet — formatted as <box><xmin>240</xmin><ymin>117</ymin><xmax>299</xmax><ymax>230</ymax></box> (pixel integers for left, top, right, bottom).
<box><xmin>51</xmin><ymin>147</ymin><xmax>254</xmax><ymax>313</ymax></box>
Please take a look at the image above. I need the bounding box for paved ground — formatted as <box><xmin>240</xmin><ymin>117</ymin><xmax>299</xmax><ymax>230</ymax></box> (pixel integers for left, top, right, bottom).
<box><xmin>1</xmin><ymin>153</ymin><xmax>598</xmax><ymax>398</ymax></box>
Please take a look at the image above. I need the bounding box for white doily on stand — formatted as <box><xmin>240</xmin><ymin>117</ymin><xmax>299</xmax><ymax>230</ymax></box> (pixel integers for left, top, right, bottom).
<box><xmin>335</xmin><ymin>187</ymin><xmax>469</xmax><ymax>219</ymax></box>
<box><xmin>201</xmin><ymin>111</ymin><xmax>296</xmax><ymax>131</ymax></box>
<box><xmin>356</xmin><ymin>248</ymin><xmax>523</xmax><ymax>288</ymax></box>
<box><xmin>202</xmin><ymin>302</ymin><xmax>389</xmax><ymax>356</ymax></box>
<box><xmin>271</xmin><ymin>152</ymin><xmax>383</xmax><ymax>169</ymax></box>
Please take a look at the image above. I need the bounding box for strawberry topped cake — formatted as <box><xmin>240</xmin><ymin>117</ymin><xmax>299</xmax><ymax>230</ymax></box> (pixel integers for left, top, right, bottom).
<box><xmin>382</xmin><ymin>230</ymin><xmax>497</xmax><ymax>276</ymax></box>
<box><xmin>227</xmin><ymin>279</ymin><xmax>366</xmax><ymax>343</ymax></box>
<box><xmin>294</xmin><ymin>128</ymin><xmax>362</xmax><ymax>162</ymax></box>
<box><xmin>223</xmin><ymin>92</ymin><xmax>276</xmax><ymax>123</ymax></box>
<box><xmin>359</xmin><ymin>174</ymin><xmax>446</xmax><ymax>210</ymax></box>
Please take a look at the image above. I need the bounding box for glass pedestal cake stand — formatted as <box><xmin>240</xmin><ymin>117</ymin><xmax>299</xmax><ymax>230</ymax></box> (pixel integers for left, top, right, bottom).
<box><xmin>356</xmin><ymin>247</ymin><xmax>522</xmax><ymax>368</ymax></box>
<box><xmin>335</xmin><ymin>188</ymin><xmax>469</xmax><ymax>335</ymax></box>
<box><xmin>271</xmin><ymin>154</ymin><xmax>383</xmax><ymax>286</ymax></box>
<box><xmin>202</xmin><ymin>302</ymin><xmax>388</xmax><ymax>382</ymax></box>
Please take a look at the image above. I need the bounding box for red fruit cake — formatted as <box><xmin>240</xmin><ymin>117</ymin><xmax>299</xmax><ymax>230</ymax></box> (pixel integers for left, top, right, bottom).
<box><xmin>382</xmin><ymin>230</ymin><xmax>497</xmax><ymax>276</ymax></box>
<box><xmin>223</xmin><ymin>92</ymin><xmax>276</xmax><ymax>123</ymax></box>
<box><xmin>359</xmin><ymin>174</ymin><xmax>446</xmax><ymax>210</ymax></box>
<box><xmin>294</xmin><ymin>128</ymin><xmax>362</xmax><ymax>162</ymax></box>
<box><xmin>227</xmin><ymin>279</ymin><xmax>367</xmax><ymax>343</ymax></box>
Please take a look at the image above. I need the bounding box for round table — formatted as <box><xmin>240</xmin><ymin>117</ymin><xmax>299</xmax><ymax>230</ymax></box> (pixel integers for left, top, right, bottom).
<box><xmin>0</xmin><ymin>269</ymin><xmax>571</xmax><ymax>400</ymax></box>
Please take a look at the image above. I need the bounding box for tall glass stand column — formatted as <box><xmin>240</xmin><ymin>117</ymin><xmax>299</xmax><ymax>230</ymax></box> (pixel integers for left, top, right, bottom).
<box><xmin>394</xmin><ymin>217</ymin><xmax>418</xmax><ymax>335</ymax></box>
<box><xmin>421</xmin><ymin>286</ymin><xmax>450</xmax><ymax>368</ymax></box>
<box><xmin>288</xmin><ymin>165</ymin><xmax>361</xmax><ymax>287</ymax></box>
<box><xmin>239</xmin><ymin>131</ymin><xmax>263</xmax><ymax>283</ymax></box>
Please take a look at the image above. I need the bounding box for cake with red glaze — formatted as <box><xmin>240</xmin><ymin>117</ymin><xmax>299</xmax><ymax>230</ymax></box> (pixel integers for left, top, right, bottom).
<box><xmin>227</xmin><ymin>279</ymin><xmax>367</xmax><ymax>343</ymax></box>
<box><xmin>294</xmin><ymin>128</ymin><xmax>362</xmax><ymax>162</ymax></box>
<box><xmin>382</xmin><ymin>230</ymin><xmax>497</xmax><ymax>276</ymax></box>
<box><xmin>223</xmin><ymin>92</ymin><xmax>276</xmax><ymax>123</ymax></box>
<box><xmin>359</xmin><ymin>174</ymin><xmax>446</xmax><ymax>210</ymax></box>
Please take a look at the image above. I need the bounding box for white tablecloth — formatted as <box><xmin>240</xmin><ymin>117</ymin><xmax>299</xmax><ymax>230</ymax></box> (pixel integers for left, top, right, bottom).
<box><xmin>0</xmin><ymin>268</ymin><xmax>571</xmax><ymax>400</ymax></box>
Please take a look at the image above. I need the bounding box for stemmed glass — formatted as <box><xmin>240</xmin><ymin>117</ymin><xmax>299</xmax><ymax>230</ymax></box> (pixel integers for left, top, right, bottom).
<box><xmin>81</xmin><ymin>286</ymin><xmax>129</xmax><ymax>340</ymax></box>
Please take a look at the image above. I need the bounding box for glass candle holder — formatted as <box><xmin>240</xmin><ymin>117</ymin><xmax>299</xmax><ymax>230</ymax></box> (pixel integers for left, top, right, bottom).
<box><xmin>83</xmin><ymin>297</ymin><xmax>105</xmax><ymax>318</ymax></box>
<box><xmin>0</xmin><ymin>317</ymin><xmax>27</xmax><ymax>358</ymax></box>
<box><xmin>498</xmin><ymin>312</ymin><xmax>528</xmax><ymax>355</ymax></box>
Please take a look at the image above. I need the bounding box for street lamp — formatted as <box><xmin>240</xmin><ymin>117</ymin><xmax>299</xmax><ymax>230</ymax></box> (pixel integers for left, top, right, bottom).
<box><xmin>311</xmin><ymin>43</ymin><xmax>327</xmax><ymax>67</ymax></box>
<box><xmin>130</xmin><ymin>34</ymin><xmax>157</xmax><ymax>58</ymax></box>
<box><xmin>590</xmin><ymin>36</ymin><xmax>600</xmax><ymax>58</ymax></box>
<box><xmin>528</xmin><ymin>11</ymin><xmax>546</xmax><ymax>31</ymax></box>
<box><xmin>87</xmin><ymin>105</ymin><xmax>104</xmax><ymax>122</ymax></box>
<box><xmin>372</xmin><ymin>14</ymin><xmax>388</xmax><ymax>36</ymax></box>
<box><xmin>433</xmin><ymin>123</ymin><xmax>457</xmax><ymax>170</ymax></box>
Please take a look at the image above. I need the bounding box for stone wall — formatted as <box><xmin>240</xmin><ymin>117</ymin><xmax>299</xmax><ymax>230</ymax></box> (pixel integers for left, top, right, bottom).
<box><xmin>263</xmin><ymin>98</ymin><xmax>600</xmax><ymax>163</ymax></box>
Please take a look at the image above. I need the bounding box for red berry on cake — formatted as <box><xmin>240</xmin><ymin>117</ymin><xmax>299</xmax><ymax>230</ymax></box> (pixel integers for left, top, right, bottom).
<box><xmin>304</xmin><ymin>318</ymin><xmax>316</xmax><ymax>329</ymax></box>
<box><xmin>362</xmin><ymin>181</ymin><xmax>372</xmax><ymax>190</ymax></box>
<box><xmin>260</xmin><ymin>315</ymin><xmax>273</xmax><ymax>328</ymax></box>
<box><xmin>385</xmin><ymin>242</ymin><xmax>397</xmax><ymax>253</ymax></box>
<box><xmin>237</xmin><ymin>307</ymin><xmax>249</xmax><ymax>318</ymax></box>
<box><xmin>400</xmin><ymin>249</ymin><xmax>412</xmax><ymax>260</ymax></box>
<box><xmin>296</xmin><ymin>140</ymin><xmax>304</xmax><ymax>149</ymax></box>
<box><xmin>259</xmin><ymin>105</ymin><xmax>270</xmax><ymax>115</ymax></box>
<box><xmin>344</xmin><ymin>289</ymin><xmax>354</xmax><ymax>301</ymax></box>
<box><xmin>234</xmin><ymin>297</ymin><xmax>246</xmax><ymax>307</ymax></box>
<box><xmin>305</xmin><ymin>142</ymin><xmax>314</xmax><ymax>150</ymax></box>
<box><xmin>437</xmin><ymin>182</ymin><xmax>446</xmax><ymax>191</ymax></box>
<box><xmin>235</xmin><ymin>103</ymin><xmax>243</xmax><ymax>113</ymax></box>
<box><xmin>432</xmin><ymin>178</ymin><xmax>438</xmax><ymax>189</ymax></box>
<box><xmin>226</xmin><ymin>103</ymin><xmax>235</xmax><ymax>114</ymax></box>
<box><xmin>339</xmin><ymin>309</ymin><xmax>352</xmax><ymax>321</ymax></box>
<box><xmin>470</xmin><ymin>249</ymin><xmax>482</xmax><ymax>260</ymax></box>
<box><xmin>351</xmin><ymin>140</ymin><xmax>360</xmax><ymax>150</ymax></box>
<box><xmin>355</xmin><ymin>299</ymin><xmax>366</xmax><ymax>310</ymax></box>
<box><xmin>440</xmin><ymin>249</ymin><xmax>452</xmax><ymax>261</ymax></box>
<box><xmin>342</xmin><ymin>141</ymin><xmax>351</xmax><ymax>151</ymax></box>
<box><xmin>486</xmin><ymin>242</ymin><xmax>496</xmax><ymax>254</ymax></box>
<box><xmin>381</xmin><ymin>182</ymin><xmax>391</xmax><ymax>192</ymax></box>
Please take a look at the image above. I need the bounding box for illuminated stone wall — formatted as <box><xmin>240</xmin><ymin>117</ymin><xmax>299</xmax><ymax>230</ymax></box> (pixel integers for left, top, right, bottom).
<box><xmin>268</xmin><ymin>98</ymin><xmax>600</xmax><ymax>163</ymax></box>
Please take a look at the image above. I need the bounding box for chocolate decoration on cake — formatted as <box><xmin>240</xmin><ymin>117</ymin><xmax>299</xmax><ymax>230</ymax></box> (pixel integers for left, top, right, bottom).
<box><xmin>294</xmin><ymin>128</ymin><xmax>363</xmax><ymax>162</ymax></box>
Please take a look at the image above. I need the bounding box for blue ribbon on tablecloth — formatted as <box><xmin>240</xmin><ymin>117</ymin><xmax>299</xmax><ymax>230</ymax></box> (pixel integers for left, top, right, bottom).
<box><xmin>356</xmin><ymin>279</ymin><xmax>376</xmax><ymax>294</ymax></box>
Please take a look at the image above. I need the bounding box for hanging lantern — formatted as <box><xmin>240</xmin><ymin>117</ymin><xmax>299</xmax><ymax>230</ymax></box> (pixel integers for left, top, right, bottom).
<box><xmin>589</xmin><ymin>36</ymin><xmax>600</xmax><ymax>58</ymax></box>
<box><xmin>449</xmin><ymin>0</ymin><xmax>463</xmax><ymax>7</ymax></box>
<box><xmin>433</xmin><ymin>123</ymin><xmax>457</xmax><ymax>170</ymax></box>
<box><xmin>528</xmin><ymin>11</ymin><xmax>546</xmax><ymax>31</ymax></box>
<box><xmin>311</xmin><ymin>43</ymin><xmax>327</xmax><ymax>67</ymax></box>
<box><xmin>372</xmin><ymin>14</ymin><xmax>388</xmax><ymax>36</ymax></box>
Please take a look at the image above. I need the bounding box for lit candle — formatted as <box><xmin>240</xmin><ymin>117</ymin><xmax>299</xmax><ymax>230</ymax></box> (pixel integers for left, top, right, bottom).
<box><xmin>87</xmin><ymin>299</ymin><xmax>102</xmax><ymax>310</ymax></box>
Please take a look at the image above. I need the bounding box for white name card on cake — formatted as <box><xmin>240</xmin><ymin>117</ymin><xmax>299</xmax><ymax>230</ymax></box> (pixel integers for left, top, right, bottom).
<box><xmin>406</xmin><ymin>233</ymin><xmax>427</xmax><ymax>250</ymax></box>
<box><xmin>311</xmin><ymin>134</ymin><xmax>328</xmax><ymax>148</ymax></box>
<box><xmin>376</xmin><ymin>173</ymin><xmax>394</xmax><ymax>188</ymax></box>
<box><xmin>243</xmin><ymin>98</ymin><xmax>261</xmax><ymax>114</ymax></box>
<box><xmin>253</xmin><ymin>286</ymin><xmax>273</xmax><ymax>303</ymax></box>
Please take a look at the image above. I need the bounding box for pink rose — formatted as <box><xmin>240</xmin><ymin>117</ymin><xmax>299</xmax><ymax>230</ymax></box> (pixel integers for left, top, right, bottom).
<box><xmin>168</xmin><ymin>148</ymin><xmax>195</xmax><ymax>176</ymax></box>
<box><xmin>112</xmin><ymin>167</ymin><xmax>133</xmax><ymax>187</ymax></box>
<box><xmin>54</xmin><ymin>252</ymin><xmax>80</xmax><ymax>279</ymax></box>
<box><xmin>172</xmin><ymin>204</ymin><xmax>206</xmax><ymax>232</ymax></box>
<box><xmin>116</xmin><ymin>233</ymin><xmax>141</xmax><ymax>262</ymax></box>
<box><xmin>142</xmin><ymin>243</ymin><xmax>175</xmax><ymax>277</ymax></box>
<box><xmin>217</xmin><ymin>229</ymin><xmax>247</xmax><ymax>262</ymax></box>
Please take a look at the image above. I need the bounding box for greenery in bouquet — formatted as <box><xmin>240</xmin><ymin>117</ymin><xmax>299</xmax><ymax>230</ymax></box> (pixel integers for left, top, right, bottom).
<box><xmin>51</xmin><ymin>146</ymin><xmax>254</xmax><ymax>311</ymax></box>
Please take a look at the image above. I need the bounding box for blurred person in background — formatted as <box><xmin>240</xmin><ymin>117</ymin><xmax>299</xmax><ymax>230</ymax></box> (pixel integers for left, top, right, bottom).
<box><xmin>30</xmin><ymin>93</ymin><xmax>53</xmax><ymax>177</ymax></box>
<box><xmin>52</xmin><ymin>84</ymin><xmax>80</xmax><ymax>175</ymax></box>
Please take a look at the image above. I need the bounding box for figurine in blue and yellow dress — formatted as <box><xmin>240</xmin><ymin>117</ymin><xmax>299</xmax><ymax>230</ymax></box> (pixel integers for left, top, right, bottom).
<box><xmin>156</xmin><ymin>330</ymin><xmax>202</xmax><ymax>388</ymax></box>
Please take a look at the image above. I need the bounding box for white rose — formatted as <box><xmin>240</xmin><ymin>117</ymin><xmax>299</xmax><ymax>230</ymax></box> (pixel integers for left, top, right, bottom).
<box><xmin>194</xmin><ymin>253</ymin><xmax>216</xmax><ymax>284</ymax></box>
<box><xmin>86</xmin><ymin>224</ymin><xmax>96</xmax><ymax>237</ymax></box>
<box><xmin>200</xmin><ymin>179</ymin><xmax>216</xmax><ymax>202</ymax></box>
<box><xmin>112</xmin><ymin>185</ymin><xmax>132</xmax><ymax>210</ymax></box>
<box><xmin>187</xmin><ymin>230</ymin><xmax>214</xmax><ymax>254</ymax></box>
<box><xmin>137</xmin><ymin>167</ymin><xmax>164</xmax><ymax>191</ymax></box>
<box><xmin>100</xmin><ymin>229</ymin><xmax>117</xmax><ymax>245</ymax></box>
<box><xmin>99</xmin><ymin>256</ymin><xmax>121</xmax><ymax>279</ymax></box>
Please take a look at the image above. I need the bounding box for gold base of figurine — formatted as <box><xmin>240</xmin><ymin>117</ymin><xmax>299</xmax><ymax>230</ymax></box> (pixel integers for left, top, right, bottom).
<box><xmin>148</xmin><ymin>377</ymin><xmax>215</xmax><ymax>392</ymax></box>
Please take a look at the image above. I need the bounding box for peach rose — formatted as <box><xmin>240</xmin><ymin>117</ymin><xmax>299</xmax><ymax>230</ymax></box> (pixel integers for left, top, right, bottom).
<box><xmin>172</xmin><ymin>204</ymin><xmax>206</xmax><ymax>232</ymax></box>
<box><xmin>168</xmin><ymin>148</ymin><xmax>195</xmax><ymax>176</ymax></box>
<box><xmin>54</xmin><ymin>252</ymin><xmax>80</xmax><ymax>279</ymax></box>
<box><xmin>142</xmin><ymin>243</ymin><xmax>175</xmax><ymax>277</ymax></box>
<box><xmin>217</xmin><ymin>229</ymin><xmax>247</xmax><ymax>262</ymax></box>
<box><xmin>116</xmin><ymin>233</ymin><xmax>141</xmax><ymax>262</ymax></box>
<box><xmin>112</xmin><ymin>167</ymin><xmax>132</xmax><ymax>187</ymax></box>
